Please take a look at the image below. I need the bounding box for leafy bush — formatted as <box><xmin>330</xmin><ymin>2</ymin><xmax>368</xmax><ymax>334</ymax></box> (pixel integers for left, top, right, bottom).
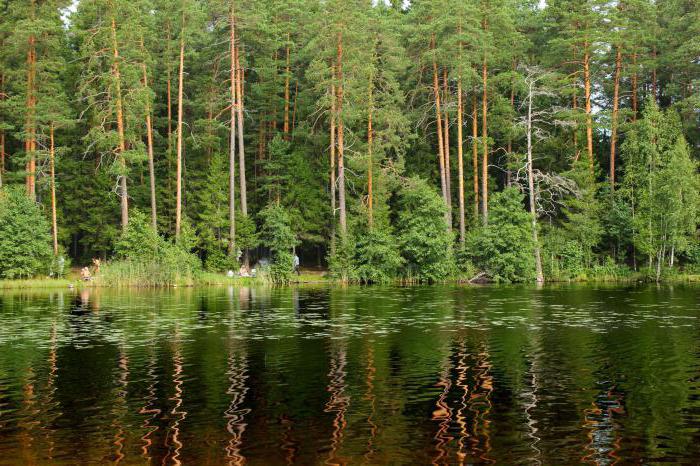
<box><xmin>397</xmin><ymin>177</ymin><xmax>455</xmax><ymax>282</ymax></box>
<box><xmin>105</xmin><ymin>211</ymin><xmax>200</xmax><ymax>286</ymax></box>
<box><xmin>328</xmin><ymin>233</ymin><xmax>356</xmax><ymax>282</ymax></box>
<box><xmin>354</xmin><ymin>227</ymin><xmax>404</xmax><ymax>284</ymax></box>
<box><xmin>467</xmin><ymin>188</ymin><xmax>535</xmax><ymax>283</ymax></box>
<box><xmin>259</xmin><ymin>204</ymin><xmax>298</xmax><ymax>284</ymax></box>
<box><xmin>0</xmin><ymin>187</ymin><xmax>53</xmax><ymax>279</ymax></box>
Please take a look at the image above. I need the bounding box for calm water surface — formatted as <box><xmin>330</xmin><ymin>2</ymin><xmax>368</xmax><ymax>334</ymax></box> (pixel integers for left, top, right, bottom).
<box><xmin>1</xmin><ymin>284</ymin><xmax>699</xmax><ymax>465</ymax></box>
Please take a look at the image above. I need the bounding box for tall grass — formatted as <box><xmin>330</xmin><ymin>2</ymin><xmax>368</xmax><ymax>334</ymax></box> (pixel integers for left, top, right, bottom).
<box><xmin>97</xmin><ymin>259</ymin><xmax>198</xmax><ymax>288</ymax></box>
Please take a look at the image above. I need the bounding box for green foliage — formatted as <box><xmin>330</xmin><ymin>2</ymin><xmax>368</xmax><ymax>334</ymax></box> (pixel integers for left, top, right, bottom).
<box><xmin>397</xmin><ymin>177</ymin><xmax>455</xmax><ymax>282</ymax></box>
<box><xmin>108</xmin><ymin>211</ymin><xmax>200</xmax><ymax>287</ymax></box>
<box><xmin>354</xmin><ymin>227</ymin><xmax>404</xmax><ymax>284</ymax></box>
<box><xmin>467</xmin><ymin>188</ymin><xmax>535</xmax><ymax>283</ymax></box>
<box><xmin>0</xmin><ymin>188</ymin><xmax>53</xmax><ymax>279</ymax></box>
<box><xmin>259</xmin><ymin>204</ymin><xmax>298</xmax><ymax>284</ymax></box>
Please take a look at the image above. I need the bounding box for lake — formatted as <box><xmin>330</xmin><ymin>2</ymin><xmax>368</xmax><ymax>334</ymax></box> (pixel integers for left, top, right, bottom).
<box><xmin>0</xmin><ymin>284</ymin><xmax>699</xmax><ymax>464</ymax></box>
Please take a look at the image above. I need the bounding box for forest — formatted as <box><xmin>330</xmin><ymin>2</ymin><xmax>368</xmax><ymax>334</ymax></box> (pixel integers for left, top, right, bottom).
<box><xmin>0</xmin><ymin>0</ymin><xmax>698</xmax><ymax>284</ymax></box>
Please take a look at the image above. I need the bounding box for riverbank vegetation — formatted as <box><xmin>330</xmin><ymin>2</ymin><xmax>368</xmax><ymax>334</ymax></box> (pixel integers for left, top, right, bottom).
<box><xmin>0</xmin><ymin>0</ymin><xmax>698</xmax><ymax>285</ymax></box>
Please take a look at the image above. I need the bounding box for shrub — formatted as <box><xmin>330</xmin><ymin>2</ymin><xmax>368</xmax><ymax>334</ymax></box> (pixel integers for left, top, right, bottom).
<box><xmin>105</xmin><ymin>211</ymin><xmax>200</xmax><ymax>286</ymax></box>
<box><xmin>0</xmin><ymin>187</ymin><xmax>53</xmax><ymax>279</ymax></box>
<box><xmin>354</xmin><ymin>227</ymin><xmax>404</xmax><ymax>284</ymax></box>
<box><xmin>467</xmin><ymin>188</ymin><xmax>535</xmax><ymax>283</ymax></box>
<box><xmin>397</xmin><ymin>177</ymin><xmax>455</xmax><ymax>282</ymax></box>
<box><xmin>259</xmin><ymin>204</ymin><xmax>298</xmax><ymax>284</ymax></box>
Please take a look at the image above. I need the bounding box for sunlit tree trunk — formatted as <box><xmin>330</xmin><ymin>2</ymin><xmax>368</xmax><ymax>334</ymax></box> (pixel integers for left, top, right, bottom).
<box><xmin>140</xmin><ymin>41</ymin><xmax>157</xmax><ymax>230</ymax></box>
<box><xmin>430</xmin><ymin>37</ymin><xmax>449</xmax><ymax>226</ymax></box>
<box><xmin>610</xmin><ymin>45</ymin><xmax>621</xmax><ymax>190</ymax></box>
<box><xmin>111</xmin><ymin>17</ymin><xmax>129</xmax><ymax>229</ymax></box>
<box><xmin>457</xmin><ymin>73</ymin><xmax>465</xmax><ymax>243</ymax></box>
<box><xmin>481</xmin><ymin>52</ymin><xmax>489</xmax><ymax>224</ymax></box>
<box><xmin>236</xmin><ymin>43</ymin><xmax>247</xmax><ymax>216</ymax></box>
<box><xmin>525</xmin><ymin>82</ymin><xmax>543</xmax><ymax>283</ymax></box>
<box><xmin>330</xmin><ymin>80</ymin><xmax>337</xmax><ymax>250</ymax></box>
<box><xmin>367</xmin><ymin>66</ymin><xmax>374</xmax><ymax>228</ymax></box>
<box><xmin>472</xmin><ymin>94</ymin><xmax>479</xmax><ymax>220</ymax></box>
<box><xmin>49</xmin><ymin>124</ymin><xmax>58</xmax><ymax>255</ymax></box>
<box><xmin>336</xmin><ymin>32</ymin><xmax>347</xmax><ymax>235</ymax></box>
<box><xmin>583</xmin><ymin>43</ymin><xmax>594</xmax><ymax>171</ymax></box>
<box><xmin>442</xmin><ymin>69</ymin><xmax>452</xmax><ymax>230</ymax></box>
<box><xmin>25</xmin><ymin>1</ymin><xmax>37</xmax><ymax>200</ymax></box>
<box><xmin>228</xmin><ymin>6</ymin><xmax>237</xmax><ymax>255</ymax></box>
<box><xmin>0</xmin><ymin>70</ymin><xmax>5</xmax><ymax>189</ymax></box>
<box><xmin>283</xmin><ymin>33</ymin><xmax>291</xmax><ymax>137</ymax></box>
<box><xmin>175</xmin><ymin>12</ymin><xmax>185</xmax><ymax>238</ymax></box>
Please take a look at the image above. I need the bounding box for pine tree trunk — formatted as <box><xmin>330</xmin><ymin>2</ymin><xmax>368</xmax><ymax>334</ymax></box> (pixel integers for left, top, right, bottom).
<box><xmin>506</xmin><ymin>59</ymin><xmax>515</xmax><ymax>186</ymax></box>
<box><xmin>175</xmin><ymin>21</ymin><xmax>185</xmax><ymax>238</ymax></box>
<box><xmin>583</xmin><ymin>45</ymin><xmax>594</xmax><ymax>171</ymax></box>
<box><xmin>283</xmin><ymin>33</ymin><xmax>291</xmax><ymax>137</ymax></box>
<box><xmin>141</xmin><ymin>45</ymin><xmax>158</xmax><ymax>230</ymax></box>
<box><xmin>336</xmin><ymin>32</ymin><xmax>347</xmax><ymax>236</ymax></box>
<box><xmin>472</xmin><ymin>94</ymin><xmax>479</xmax><ymax>220</ymax></box>
<box><xmin>330</xmin><ymin>80</ymin><xmax>337</xmax><ymax>250</ymax></box>
<box><xmin>236</xmin><ymin>44</ymin><xmax>247</xmax><ymax>217</ymax></box>
<box><xmin>457</xmin><ymin>75</ymin><xmax>465</xmax><ymax>243</ymax></box>
<box><xmin>442</xmin><ymin>69</ymin><xmax>452</xmax><ymax>230</ymax></box>
<box><xmin>228</xmin><ymin>6</ymin><xmax>237</xmax><ymax>255</ymax></box>
<box><xmin>49</xmin><ymin>124</ymin><xmax>58</xmax><ymax>255</ymax></box>
<box><xmin>610</xmin><ymin>45</ymin><xmax>621</xmax><ymax>190</ymax></box>
<box><xmin>631</xmin><ymin>52</ymin><xmax>638</xmax><ymax>122</ymax></box>
<box><xmin>526</xmin><ymin>84</ymin><xmax>543</xmax><ymax>283</ymax></box>
<box><xmin>367</xmin><ymin>67</ymin><xmax>374</xmax><ymax>229</ymax></box>
<box><xmin>25</xmin><ymin>14</ymin><xmax>37</xmax><ymax>201</ymax></box>
<box><xmin>430</xmin><ymin>38</ymin><xmax>449</xmax><ymax>226</ymax></box>
<box><xmin>0</xmin><ymin>70</ymin><xmax>4</xmax><ymax>189</ymax></box>
<box><xmin>481</xmin><ymin>54</ymin><xmax>489</xmax><ymax>224</ymax></box>
<box><xmin>111</xmin><ymin>17</ymin><xmax>129</xmax><ymax>230</ymax></box>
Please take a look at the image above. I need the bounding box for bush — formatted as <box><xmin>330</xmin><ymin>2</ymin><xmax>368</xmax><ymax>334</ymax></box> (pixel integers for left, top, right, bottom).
<box><xmin>0</xmin><ymin>187</ymin><xmax>53</xmax><ymax>279</ymax></box>
<box><xmin>467</xmin><ymin>188</ymin><xmax>535</xmax><ymax>283</ymax></box>
<box><xmin>354</xmin><ymin>227</ymin><xmax>404</xmax><ymax>284</ymax></box>
<box><xmin>328</xmin><ymin>233</ymin><xmax>356</xmax><ymax>282</ymax></box>
<box><xmin>259</xmin><ymin>204</ymin><xmax>298</xmax><ymax>284</ymax></box>
<box><xmin>105</xmin><ymin>211</ymin><xmax>201</xmax><ymax>286</ymax></box>
<box><xmin>397</xmin><ymin>177</ymin><xmax>455</xmax><ymax>282</ymax></box>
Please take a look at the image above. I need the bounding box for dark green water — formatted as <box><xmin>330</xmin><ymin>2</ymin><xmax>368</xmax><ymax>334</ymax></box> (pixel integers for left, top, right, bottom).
<box><xmin>0</xmin><ymin>285</ymin><xmax>699</xmax><ymax>465</ymax></box>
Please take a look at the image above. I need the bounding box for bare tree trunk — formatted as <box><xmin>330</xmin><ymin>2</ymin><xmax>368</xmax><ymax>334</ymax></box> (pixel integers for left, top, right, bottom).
<box><xmin>526</xmin><ymin>83</ymin><xmax>544</xmax><ymax>283</ymax></box>
<box><xmin>457</xmin><ymin>74</ymin><xmax>465</xmax><ymax>243</ymax></box>
<box><xmin>25</xmin><ymin>24</ymin><xmax>37</xmax><ymax>200</ymax></box>
<box><xmin>283</xmin><ymin>33</ymin><xmax>291</xmax><ymax>137</ymax></box>
<box><xmin>50</xmin><ymin>124</ymin><xmax>58</xmax><ymax>255</ymax></box>
<box><xmin>506</xmin><ymin>59</ymin><xmax>515</xmax><ymax>187</ymax></box>
<box><xmin>111</xmin><ymin>17</ymin><xmax>129</xmax><ymax>230</ymax></box>
<box><xmin>430</xmin><ymin>38</ymin><xmax>449</xmax><ymax>227</ymax></box>
<box><xmin>228</xmin><ymin>6</ymin><xmax>237</xmax><ymax>255</ymax></box>
<box><xmin>367</xmin><ymin>67</ymin><xmax>374</xmax><ymax>229</ymax></box>
<box><xmin>0</xmin><ymin>70</ymin><xmax>4</xmax><ymax>188</ymax></box>
<box><xmin>141</xmin><ymin>42</ymin><xmax>158</xmax><ymax>230</ymax></box>
<box><xmin>236</xmin><ymin>44</ymin><xmax>247</xmax><ymax>216</ymax></box>
<box><xmin>481</xmin><ymin>53</ymin><xmax>489</xmax><ymax>224</ymax></box>
<box><xmin>175</xmin><ymin>14</ymin><xmax>185</xmax><ymax>238</ymax></box>
<box><xmin>472</xmin><ymin>94</ymin><xmax>479</xmax><ymax>220</ymax></box>
<box><xmin>336</xmin><ymin>32</ymin><xmax>347</xmax><ymax>236</ymax></box>
<box><xmin>610</xmin><ymin>45</ymin><xmax>621</xmax><ymax>190</ymax></box>
<box><xmin>631</xmin><ymin>52</ymin><xmax>638</xmax><ymax>122</ymax></box>
<box><xmin>330</xmin><ymin>80</ymin><xmax>337</xmax><ymax>251</ymax></box>
<box><xmin>443</xmin><ymin>69</ymin><xmax>452</xmax><ymax>230</ymax></box>
<box><xmin>583</xmin><ymin>44</ymin><xmax>594</xmax><ymax>172</ymax></box>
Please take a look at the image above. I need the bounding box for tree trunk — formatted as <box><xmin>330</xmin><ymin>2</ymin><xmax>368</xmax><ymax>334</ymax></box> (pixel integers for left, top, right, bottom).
<box><xmin>631</xmin><ymin>52</ymin><xmax>638</xmax><ymax>122</ymax></box>
<box><xmin>481</xmin><ymin>54</ymin><xmax>489</xmax><ymax>224</ymax></box>
<box><xmin>457</xmin><ymin>74</ymin><xmax>465</xmax><ymax>243</ymax></box>
<box><xmin>336</xmin><ymin>32</ymin><xmax>347</xmax><ymax>236</ymax></box>
<box><xmin>330</xmin><ymin>80</ymin><xmax>337</xmax><ymax>250</ymax></box>
<box><xmin>610</xmin><ymin>45</ymin><xmax>621</xmax><ymax>190</ymax></box>
<box><xmin>228</xmin><ymin>6</ymin><xmax>237</xmax><ymax>255</ymax></box>
<box><xmin>236</xmin><ymin>44</ymin><xmax>248</xmax><ymax>216</ymax></box>
<box><xmin>175</xmin><ymin>22</ymin><xmax>185</xmax><ymax>238</ymax></box>
<box><xmin>111</xmin><ymin>17</ymin><xmax>129</xmax><ymax>230</ymax></box>
<box><xmin>430</xmin><ymin>38</ymin><xmax>449</xmax><ymax>227</ymax></box>
<box><xmin>0</xmin><ymin>70</ymin><xmax>4</xmax><ymax>188</ymax></box>
<box><xmin>526</xmin><ymin>84</ymin><xmax>544</xmax><ymax>284</ymax></box>
<box><xmin>283</xmin><ymin>33</ymin><xmax>291</xmax><ymax>137</ymax></box>
<box><xmin>506</xmin><ymin>60</ymin><xmax>515</xmax><ymax>187</ymax></box>
<box><xmin>141</xmin><ymin>43</ymin><xmax>158</xmax><ymax>230</ymax></box>
<box><xmin>472</xmin><ymin>94</ymin><xmax>479</xmax><ymax>220</ymax></box>
<box><xmin>49</xmin><ymin>124</ymin><xmax>58</xmax><ymax>255</ymax></box>
<box><xmin>443</xmin><ymin>69</ymin><xmax>452</xmax><ymax>230</ymax></box>
<box><xmin>367</xmin><ymin>67</ymin><xmax>374</xmax><ymax>228</ymax></box>
<box><xmin>651</xmin><ymin>46</ymin><xmax>657</xmax><ymax>103</ymax></box>
<box><xmin>583</xmin><ymin>45</ymin><xmax>594</xmax><ymax>172</ymax></box>
<box><xmin>25</xmin><ymin>17</ymin><xmax>37</xmax><ymax>201</ymax></box>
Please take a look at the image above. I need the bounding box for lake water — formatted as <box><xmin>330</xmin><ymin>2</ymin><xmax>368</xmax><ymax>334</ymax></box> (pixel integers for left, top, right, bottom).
<box><xmin>0</xmin><ymin>284</ymin><xmax>699</xmax><ymax>464</ymax></box>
